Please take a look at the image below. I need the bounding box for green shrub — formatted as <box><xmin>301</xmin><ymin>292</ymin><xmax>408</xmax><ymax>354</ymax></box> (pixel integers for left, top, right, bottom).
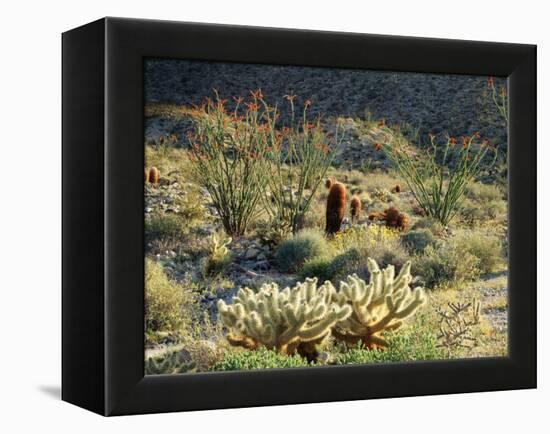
<box><xmin>465</xmin><ymin>182</ymin><xmax>503</xmax><ymax>203</ymax></box>
<box><xmin>299</xmin><ymin>256</ymin><xmax>334</xmax><ymax>282</ymax></box>
<box><xmin>145</xmin><ymin>213</ymin><xmax>187</xmax><ymax>242</ymax></box>
<box><xmin>212</xmin><ymin>347</ymin><xmax>311</xmax><ymax>371</ymax></box>
<box><xmin>334</xmin><ymin>316</ymin><xmax>443</xmax><ymax>364</ymax></box>
<box><xmin>401</xmin><ymin>229</ymin><xmax>437</xmax><ymax>253</ymax></box>
<box><xmin>299</xmin><ymin>249</ymin><xmax>361</xmax><ymax>282</ymax></box>
<box><xmin>413</xmin><ymin>240</ymin><xmax>480</xmax><ymax>288</ymax></box>
<box><xmin>275</xmin><ymin>229</ymin><xmax>328</xmax><ymax>272</ymax></box>
<box><xmin>452</xmin><ymin>231</ymin><xmax>503</xmax><ymax>274</ymax></box>
<box><xmin>460</xmin><ymin>198</ymin><xmax>506</xmax><ymax>225</ymax></box>
<box><xmin>145</xmin><ymin>259</ymin><xmax>196</xmax><ymax>334</ymax></box>
<box><xmin>411</xmin><ymin>217</ymin><xmax>445</xmax><ymax>235</ymax></box>
<box><xmin>327</xmin><ymin>226</ymin><xmax>410</xmax><ymax>281</ymax></box>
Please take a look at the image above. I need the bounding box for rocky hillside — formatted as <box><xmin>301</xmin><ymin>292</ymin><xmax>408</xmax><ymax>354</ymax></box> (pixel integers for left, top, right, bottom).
<box><xmin>145</xmin><ymin>59</ymin><xmax>507</xmax><ymax>147</ymax></box>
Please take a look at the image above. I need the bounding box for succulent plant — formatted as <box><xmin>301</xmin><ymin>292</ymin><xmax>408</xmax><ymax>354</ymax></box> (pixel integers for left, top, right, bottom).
<box><xmin>325</xmin><ymin>182</ymin><xmax>346</xmax><ymax>235</ymax></box>
<box><xmin>350</xmin><ymin>195</ymin><xmax>362</xmax><ymax>223</ymax></box>
<box><xmin>149</xmin><ymin>166</ymin><xmax>160</xmax><ymax>185</ymax></box>
<box><xmin>217</xmin><ymin>278</ymin><xmax>352</xmax><ymax>360</ymax></box>
<box><xmin>331</xmin><ymin>258</ymin><xmax>426</xmax><ymax>349</ymax></box>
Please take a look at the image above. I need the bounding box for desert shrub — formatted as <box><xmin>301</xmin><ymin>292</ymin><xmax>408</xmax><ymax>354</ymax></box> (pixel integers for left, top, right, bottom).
<box><xmin>413</xmin><ymin>240</ymin><xmax>480</xmax><ymax>288</ymax></box>
<box><xmin>411</xmin><ymin>217</ymin><xmax>446</xmax><ymax>236</ymax></box>
<box><xmin>145</xmin><ymin>213</ymin><xmax>187</xmax><ymax>242</ymax></box>
<box><xmin>452</xmin><ymin>231</ymin><xmax>503</xmax><ymax>274</ymax></box>
<box><xmin>174</xmin><ymin>188</ymin><xmax>211</xmax><ymax>224</ymax></box>
<box><xmin>401</xmin><ymin>229</ymin><xmax>437</xmax><ymax>253</ymax></box>
<box><xmin>144</xmin><ymin>259</ymin><xmax>196</xmax><ymax>335</ymax></box>
<box><xmin>299</xmin><ymin>249</ymin><xmax>361</xmax><ymax>282</ymax></box>
<box><xmin>460</xmin><ymin>198</ymin><xmax>506</xmax><ymax>225</ymax></box>
<box><xmin>465</xmin><ymin>182</ymin><xmax>503</xmax><ymax>203</ymax></box>
<box><xmin>334</xmin><ymin>315</ymin><xmax>443</xmax><ymax>364</ymax></box>
<box><xmin>212</xmin><ymin>347</ymin><xmax>311</xmax><ymax>371</ymax></box>
<box><xmin>371</xmin><ymin>187</ymin><xmax>397</xmax><ymax>203</ymax></box>
<box><xmin>381</xmin><ymin>132</ymin><xmax>497</xmax><ymax>226</ymax></box>
<box><xmin>329</xmin><ymin>226</ymin><xmax>409</xmax><ymax>279</ymax></box>
<box><xmin>275</xmin><ymin>229</ymin><xmax>328</xmax><ymax>272</ymax></box>
<box><xmin>299</xmin><ymin>257</ymin><xmax>334</xmax><ymax>281</ymax></box>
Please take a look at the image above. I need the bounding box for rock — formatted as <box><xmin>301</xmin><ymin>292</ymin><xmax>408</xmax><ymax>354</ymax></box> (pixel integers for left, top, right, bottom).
<box><xmin>257</xmin><ymin>253</ymin><xmax>267</xmax><ymax>261</ymax></box>
<box><xmin>245</xmin><ymin>247</ymin><xmax>260</xmax><ymax>259</ymax></box>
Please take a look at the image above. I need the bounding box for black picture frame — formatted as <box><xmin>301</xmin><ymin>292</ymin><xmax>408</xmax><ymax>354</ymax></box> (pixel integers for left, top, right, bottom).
<box><xmin>62</xmin><ymin>17</ymin><xmax>536</xmax><ymax>416</ymax></box>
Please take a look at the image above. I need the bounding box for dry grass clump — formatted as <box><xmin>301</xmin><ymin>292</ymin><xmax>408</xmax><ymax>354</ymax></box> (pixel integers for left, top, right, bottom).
<box><xmin>145</xmin><ymin>259</ymin><xmax>197</xmax><ymax>337</ymax></box>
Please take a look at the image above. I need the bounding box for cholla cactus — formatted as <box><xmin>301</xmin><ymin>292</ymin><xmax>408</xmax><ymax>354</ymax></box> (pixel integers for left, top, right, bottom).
<box><xmin>331</xmin><ymin>258</ymin><xmax>426</xmax><ymax>348</ymax></box>
<box><xmin>208</xmin><ymin>233</ymin><xmax>232</xmax><ymax>259</ymax></box>
<box><xmin>145</xmin><ymin>351</ymin><xmax>196</xmax><ymax>375</ymax></box>
<box><xmin>217</xmin><ymin>278</ymin><xmax>352</xmax><ymax>358</ymax></box>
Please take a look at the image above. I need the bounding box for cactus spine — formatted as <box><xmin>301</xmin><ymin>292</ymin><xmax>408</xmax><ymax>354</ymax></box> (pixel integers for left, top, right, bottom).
<box><xmin>325</xmin><ymin>182</ymin><xmax>346</xmax><ymax>235</ymax></box>
<box><xmin>217</xmin><ymin>278</ymin><xmax>352</xmax><ymax>359</ymax></box>
<box><xmin>331</xmin><ymin>258</ymin><xmax>426</xmax><ymax>349</ymax></box>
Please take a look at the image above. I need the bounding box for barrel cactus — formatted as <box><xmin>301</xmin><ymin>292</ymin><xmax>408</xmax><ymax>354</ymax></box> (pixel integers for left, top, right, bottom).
<box><xmin>325</xmin><ymin>182</ymin><xmax>346</xmax><ymax>235</ymax></box>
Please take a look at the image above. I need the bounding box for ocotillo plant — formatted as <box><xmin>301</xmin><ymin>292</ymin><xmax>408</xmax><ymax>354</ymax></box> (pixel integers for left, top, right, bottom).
<box><xmin>325</xmin><ymin>182</ymin><xmax>346</xmax><ymax>235</ymax></box>
<box><xmin>187</xmin><ymin>91</ymin><xmax>272</xmax><ymax>236</ymax></box>
<box><xmin>262</xmin><ymin>96</ymin><xmax>344</xmax><ymax>234</ymax></box>
<box><xmin>350</xmin><ymin>196</ymin><xmax>362</xmax><ymax>223</ymax></box>
<box><xmin>487</xmin><ymin>76</ymin><xmax>508</xmax><ymax>123</ymax></box>
<box><xmin>381</xmin><ymin>132</ymin><xmax>497</xmax><ymax>226</ymax></box>
<box><xmin>330</xmin><ymin>259</ymin><xmax>426</xmax><ymax>349</ymax></box>
<box><xmin>217</xmin><ymin>278</ymin><xmax>352</xmax><ymax>360</ymax></box>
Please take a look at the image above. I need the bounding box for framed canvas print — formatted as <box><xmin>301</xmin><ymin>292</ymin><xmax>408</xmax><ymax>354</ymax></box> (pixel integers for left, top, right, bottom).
<box><xmin>62</xmin><ymin>17</ymin><xmax>536</xmax><ymax>416</ymax></box>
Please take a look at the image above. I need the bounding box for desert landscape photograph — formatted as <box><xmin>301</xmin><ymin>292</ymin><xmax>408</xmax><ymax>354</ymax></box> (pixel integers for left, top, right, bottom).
<box><xmin>143</xmin><ymin>59</ymin><xmax>508</xmax><ymax>374</ymax></box>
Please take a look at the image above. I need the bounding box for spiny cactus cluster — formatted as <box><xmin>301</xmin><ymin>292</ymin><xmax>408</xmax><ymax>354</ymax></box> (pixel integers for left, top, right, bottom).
<box><xmin>331</xmin><ymin>259</ymin><xmax>426</xmax><ymax>348</ymax></box>
<box><xmin>145</xmin><ymin>351</ymin><xmax>196</xmax><ymax>375</ymax></box>
<box><xmin>368</xmin><ymin>206</ymin><xmax>408</xmax><ymax>231</ymax></box>
<box><xmin>325</xmin><ymin>182</ymin><xmax>346</xmax><ymax>235</ymax></box>
<box><xmin>145</xmin><ymin>166</ymin><xmax>160</xmax><ymax>185</ymax></box>
<box><xmin>218</xmin><ymin>259</ymin><xmax>426</xmax><ymax>357</ymax></box>
<box><xmin>217</xmin><ymin>278</ymin><xmax>352</xmax><ymax>360</ymax></box>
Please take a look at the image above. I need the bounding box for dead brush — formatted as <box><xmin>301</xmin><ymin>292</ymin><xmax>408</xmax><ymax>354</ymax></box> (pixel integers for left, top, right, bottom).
<box><xmin>436</xmin><ymin>299</ymin><xmax>481</xmax><ymax>355</ymax></box>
